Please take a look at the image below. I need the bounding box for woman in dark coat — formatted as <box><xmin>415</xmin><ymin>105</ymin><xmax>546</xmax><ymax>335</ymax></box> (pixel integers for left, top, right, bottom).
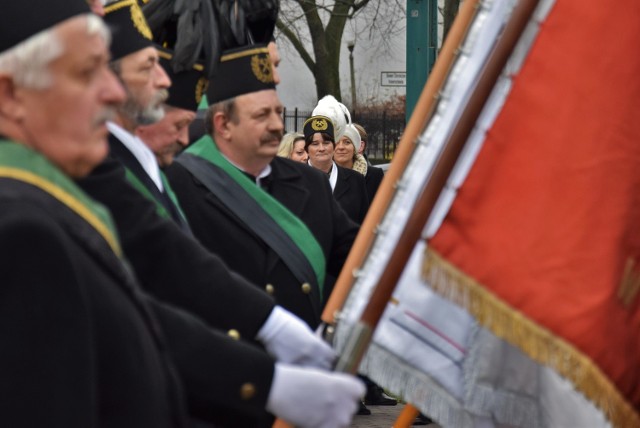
<box><xmin>304</xmin><ymin>116</ymin><xmax>369</xmax><ymax>225</ymax></box>
<box><xmin>352</xmin><ymin>123</ymin><xmax>384</xmax><ymax>203</ymax></box>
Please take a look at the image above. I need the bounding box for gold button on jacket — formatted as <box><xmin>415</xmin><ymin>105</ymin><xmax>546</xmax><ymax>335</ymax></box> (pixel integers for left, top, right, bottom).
<box><xmin>301</xmin><ymin>282</ymin><xmax>312</xmax><ymax>294</ymax></box>
<box><xmin>240</xmin><ymin>383</ymin><xmax>256</xmax><ymax>400</ymax></box>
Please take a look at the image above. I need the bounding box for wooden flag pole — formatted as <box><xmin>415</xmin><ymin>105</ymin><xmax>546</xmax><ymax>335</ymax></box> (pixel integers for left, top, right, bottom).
<box><xmin>321</xmin><ymin>0</ymin><xmax>480</xmax><ymax>327</ymax></box>
<box><xmin>393</xmin><ymin>405</ymin><xmax>421</xmax><ymax>428</ymax></box>
<box><xmin>274</xmin><ymin>1</ymin><xmax>480</xmax><ymax>427</ymax></box>
<box><xmin>322</xmin><ymin>0</ymin><xmax>480</xmax><ymax>425</ymax></box>
<box><xmin>275</xmin><ymin>0</ymin><xmax>541</xmax><ymax>425</ymax></box>
<box><xmin>273</xmin><ymin>3</ymin><xmax>474</xmax><ymax>422</ymax></box>
<box><xmin>335</xmin><ymin>0</ymin><xmax>540</xmax><ymax>375</ymax></box>
<box><xmin>333</xmin><ymin>0</ymin><xmax>540</xmax><ymax>425</ymax></box>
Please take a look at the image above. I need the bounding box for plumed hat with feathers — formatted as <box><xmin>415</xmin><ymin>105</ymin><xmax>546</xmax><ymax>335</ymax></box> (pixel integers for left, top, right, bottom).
<box><xmin>142</xmin><ymin>0</ymin><xmax>279</xmax><ymax>77</ymax></box>
<box><xmin>311</xmin><ymin>95</ymin><xmax>352</xmax><ymax>141</ymax></box>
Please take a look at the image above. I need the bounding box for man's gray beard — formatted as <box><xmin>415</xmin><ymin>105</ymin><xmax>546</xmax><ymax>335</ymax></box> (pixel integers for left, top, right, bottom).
<box><xmin>120</xmin><ymin>98</ymin><xmax>165</xmax><ymax>126</ymax></box>
<box><xmin>121</xmin><ymin>88</ymin><xmax>168</xmax><ymax>126</ymax></box>
<box><xmin>135</xmin><ymin>105</ymin><xmax>165</xmax><ymax>125</ymax></box>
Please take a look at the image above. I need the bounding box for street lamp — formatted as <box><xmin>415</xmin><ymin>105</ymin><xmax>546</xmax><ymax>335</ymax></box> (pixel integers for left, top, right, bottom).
<box><xmin>347</xmin><ymin>39</ymin><xmax>357</xmax><ymax>112</ymax></box>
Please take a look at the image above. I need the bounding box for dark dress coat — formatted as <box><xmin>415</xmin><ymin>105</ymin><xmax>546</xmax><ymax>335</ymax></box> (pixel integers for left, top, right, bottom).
<box><xmin>333</xmin><ymin>164</ymin><xmax>370</xmax><ymax>224</ymax></box>
<box><xmin>0</xmin><ymin>177</ymin><xmax>275</xmax><ymax>428</ymax></box>
<box><xmin>78</xmin><ymin>157</ymin><xmax>279</xmax><ymax>427</ymax></box>
<box><xmin>364</xmin><ymin>164</ymin><xmax>384</xmax><ymax>202</ymax></box>
<box><xmin>77</xmin><ymin>157</ymin><xmax>275</xmax><ymax>340</ymax></box>
<box><xmin>108</xmin><ymin>134</ymin><xmax>191</xmax><ymax>232</ymax></box>
<box><xmin>166</xmin><ymin>156</ymin><xmax>359</xmax><ymax>327</ymax></box>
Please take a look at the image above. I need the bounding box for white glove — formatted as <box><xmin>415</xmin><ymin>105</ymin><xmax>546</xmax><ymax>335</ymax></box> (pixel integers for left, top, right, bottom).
<box><xmin>266</xmin><ymin>363</ymin><xmax>365</xmax><ymax>428</ymax></box>
<box><xmin>256</xmin><ymin>306</ymin><xmax>336</xmax><ymax>369</ymax></box>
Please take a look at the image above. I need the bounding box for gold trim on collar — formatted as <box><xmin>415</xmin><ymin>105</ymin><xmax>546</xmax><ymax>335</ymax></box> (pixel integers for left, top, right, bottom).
<box><xmin>0</xmin><ymin>167</ymin><xmax>121</xmax><ymax>257</ymax></box>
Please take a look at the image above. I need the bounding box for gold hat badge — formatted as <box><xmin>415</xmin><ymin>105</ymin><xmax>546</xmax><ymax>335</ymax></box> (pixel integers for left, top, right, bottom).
<box><xmin>195</xmin><ymin>77</ymin><xmax>209</xmax><ymax>104</ymax></box>
<box><xmin>312</xmin><ymin>118</ymin><xmax>329</xmax><ymax>131</ymax></box>
<box><xmin>251</xmin><ymin>54</ymin><xmax>274</xmax><ymax>84</ymax></box>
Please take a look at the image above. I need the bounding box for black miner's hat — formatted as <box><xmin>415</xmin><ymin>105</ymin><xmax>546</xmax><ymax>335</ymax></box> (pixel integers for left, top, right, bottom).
<box><xmin>206</xmin><ymin>44</ymin><xmax>275</xmax><ymax>105</ymax></box>
<box><xmin>0</xmin><ymin>0</ymin><xmax>89</xmax><ymax>53</ymax></box>
<box><xmin>104</xmin><ymin>0</ymin><xmax>154</xmax><ymax>61</ymax></box>
<box><xmin>157</xmin><ymin>47</ymin><xmax>208</xmax><ymax>112</ymax></box>
<box><xmin>303</xmin><ymin>115</ymin><xmax>336</xmax><ymax>143</ymax></box>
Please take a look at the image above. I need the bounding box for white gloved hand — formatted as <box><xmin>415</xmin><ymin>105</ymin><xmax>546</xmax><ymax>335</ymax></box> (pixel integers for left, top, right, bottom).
<box><xmin>266</xmin><ymin>363</ymin><xmax>365</xmax><ymax>428</ymax></box>
<box><xmin>256</xmin><ymin>306</ymin><xmax>336</xmax><ymax>369</ymax></box>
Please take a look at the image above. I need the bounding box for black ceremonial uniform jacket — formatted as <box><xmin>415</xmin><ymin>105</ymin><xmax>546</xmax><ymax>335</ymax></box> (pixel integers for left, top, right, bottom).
<box><xmin>78</xmin><ymin>157</ymin><xmax>279</xmax><ymax>427</ymax></box>
<box><xmin>166</xmin><ymin>155</ymin><xmax>359</xmax><ymax>328</ymax></box>
<box><xmin>108</xmin><ymin>133</ymin><xmax>191</xmax><ymax>232</ymax></box>
<box><xmin>77</xmin><ymin>157</ymin><xmax>276</xmax><ymax>340</ymax></box>
<box><xmin>0</xmin><ymin>144</ymin><xmax>275</xmax><ymax>427</ymax></box>
<box><xmin>333</xmin><ymin>164</ymin><xmax>370</xmax><ymax>224</ymax></box>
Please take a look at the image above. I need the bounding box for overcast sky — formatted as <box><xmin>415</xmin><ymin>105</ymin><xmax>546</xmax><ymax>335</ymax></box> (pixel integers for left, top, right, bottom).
<box><xmin>274</xmin><ymin>8</ymin><xmax>409</xmax><ymax>110</ymax></box>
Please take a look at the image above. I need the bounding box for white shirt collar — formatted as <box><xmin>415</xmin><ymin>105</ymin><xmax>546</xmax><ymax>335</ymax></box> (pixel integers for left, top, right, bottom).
<box><xmin>328</xmin><ymin>161</ymin><xmax>338</xmax><ymax>191</ymax></box>
<box><xmin>308</xmin><ymin>160</ymin><xmax>338</xmax><ymax>191</ymax></box>
<box><xmin>107</xmin><ymin>122</ymin><xmax>164</xmax><ymax>191</ymax></box>
<box><xmin>221</xmin><ymin>153</ymin><xmax>272</xmax><ymax>187</ymax></box>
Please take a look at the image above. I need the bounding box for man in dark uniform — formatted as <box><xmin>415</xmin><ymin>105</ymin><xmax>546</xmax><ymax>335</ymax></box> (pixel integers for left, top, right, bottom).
<box><xmin>85</xmin><ymin>0</ymin><xmax>343</xmax><ymax>377</ymax></box>
<box><xmin>0</xmin><ymin>3</ymin><xmax>267</xmax><ymax>426</ymax></box>
<box><xmin>100</xmin><ymin>1</ymin><xmax>194</xmax><ymax>230</ymax></box>
<box><xmin>0</xmin><ymin>2</ymin><xmax>365</xmax><ymax>427</ymax></box>
<box><xmin>167</xmin><ymin>45</ymin><xmax>360</xmax><ymax>327</ymax></box>
<box><xmin>134</xmin><ymin>48</ymin><xmax>199</xmax><ymax>169</ymax></box>
<box><xmin>93</xmin><ymin>0</ymin><xmax>343</xmax><ymax>371</ymax></box>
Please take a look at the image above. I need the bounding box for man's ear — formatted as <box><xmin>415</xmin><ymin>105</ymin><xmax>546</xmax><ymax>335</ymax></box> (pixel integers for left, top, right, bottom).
<box><xmin>213</xmin><ymin>111</ymin><xmax>231</xmax><ymax>140</ymax></box>
<box><xmin>0</xmin><ymin>75</ymin><xmax>26</xmax><ymax>120</ymax></box>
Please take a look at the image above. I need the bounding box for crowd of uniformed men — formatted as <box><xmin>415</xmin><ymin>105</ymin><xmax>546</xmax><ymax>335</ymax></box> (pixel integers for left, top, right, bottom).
<box><xmin>0</xmin><ymin>0</ymin><xmax>405</xmax><ymax>426</ymax></box>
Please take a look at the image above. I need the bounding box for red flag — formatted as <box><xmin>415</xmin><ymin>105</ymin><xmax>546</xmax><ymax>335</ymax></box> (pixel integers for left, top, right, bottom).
<box><xmin>426</xmin><ymin>0</ymin><xmax>640</xmax><ymax>425</ymax></box>
<box><xmin>336</xmin><ymin>1</ymin><xmax>640</xmax><ymax>426</ymax></box>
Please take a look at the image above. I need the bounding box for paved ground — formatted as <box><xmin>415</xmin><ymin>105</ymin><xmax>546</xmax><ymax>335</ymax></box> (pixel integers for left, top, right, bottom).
<box><xmin>351</xmin><ymin>404</ymin><xmax>440</xmax><ymax>428</ymax></box>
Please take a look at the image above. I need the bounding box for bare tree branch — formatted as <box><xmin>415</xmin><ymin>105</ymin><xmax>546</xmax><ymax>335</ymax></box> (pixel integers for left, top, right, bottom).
<box><xmin>352</xmin><ymin>0</ymin><xmax>372</xmax><ymax>12</ymax></box>
<box><xmin>276</xmin><ymin>20</ymin><xmax>316</xmax><ymax>71</ymax></box>
<box><xmin>277</xmin><ymin>0</ymin><xmax>406</xmax><ymax>101</ymax></box>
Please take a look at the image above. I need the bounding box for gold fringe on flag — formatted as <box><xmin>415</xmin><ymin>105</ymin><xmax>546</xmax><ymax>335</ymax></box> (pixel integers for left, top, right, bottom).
<box><xmin>422</xmin><ymin>247</ymin><xmax>639</xmax><ymax>428</ymax></box>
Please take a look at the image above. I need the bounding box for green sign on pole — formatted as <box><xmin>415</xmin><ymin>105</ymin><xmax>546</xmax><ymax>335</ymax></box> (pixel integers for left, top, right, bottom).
<box><xmin>406</xmin><ymin>0</ymin><xmax>437</xmax><ymax>123</ymax></box>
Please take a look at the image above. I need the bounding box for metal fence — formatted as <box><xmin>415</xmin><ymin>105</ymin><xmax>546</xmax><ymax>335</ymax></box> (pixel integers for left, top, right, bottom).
<box><xmin>282</xmin><ymin>108</ymin><xmax>405</xmax><ymax>162</ymax></box>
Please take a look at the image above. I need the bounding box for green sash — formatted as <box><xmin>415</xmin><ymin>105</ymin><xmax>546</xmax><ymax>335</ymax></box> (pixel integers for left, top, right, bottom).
<box><xmin>123</xmin><ymin>168</ymin><xmax>188</xmax><ymax>223</ymax></box>
<box><xmin>0</xmin><ymin>141</ymin><xmax>122</xmax><ymax>257</ymax></box>
<box><xmin>124</xmin><ymin>167</ymin><xmax>170</xmax><ymax>219</ymax></box>
<box><xmin>184</xmin><ymin>135</ymin><xmax>327</xmax><ymax>293</ymax></box>
<box><xmin>160</xmin><ymin>170</ymin><xmax>188</xmax><ymax>221</ymax></box>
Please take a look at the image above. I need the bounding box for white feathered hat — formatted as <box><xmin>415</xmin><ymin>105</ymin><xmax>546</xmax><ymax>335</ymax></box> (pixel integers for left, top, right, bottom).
<box><xmin>311</xmin><ymin>95</ymin><xmax>351</xmax><ymax>141</ymax></box>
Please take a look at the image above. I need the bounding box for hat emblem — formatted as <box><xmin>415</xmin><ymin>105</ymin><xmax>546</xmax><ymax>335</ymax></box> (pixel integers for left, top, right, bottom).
<box><xmin>311</xmin><ymin>118</ymin><xmax>328</xmax><ymax>131</ymax></box>
<box><xmin>131</xmin><ymin>3</ymin><xmax>152</xmax><ymax>40</ymax></box>
<box><xmin>195</xmin><ymin>77</ymin><xmax>209</xmax><ymax>104</ymax></box>
<box><xmin>251</xmin><ymin>54</ymin><xmax>274</xmax><ymax>84</ymax></box>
